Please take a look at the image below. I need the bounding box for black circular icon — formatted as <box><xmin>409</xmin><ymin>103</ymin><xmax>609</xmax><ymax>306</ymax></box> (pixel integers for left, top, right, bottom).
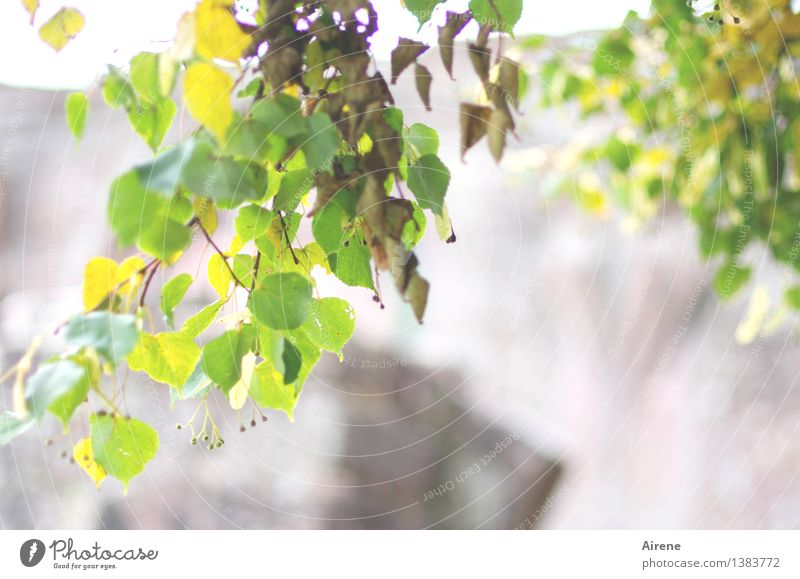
<box><xmin>20</xmin><ymin>539</ymin><xmax>46</xmax><ymax>567</ymax></box>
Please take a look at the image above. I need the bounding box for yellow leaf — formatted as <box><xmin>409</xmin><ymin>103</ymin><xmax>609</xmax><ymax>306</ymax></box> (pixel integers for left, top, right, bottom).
<box><xmin>73</xmin><ymin>437</ymin><xmax>106</xmax><ymax>488</ymax></box>
<box><xmin>208</xmin><ymin>253</ymin><xmax>232</xmax><ymax>301</ymax></box>
<box><xmin>83</xmin><ymin>257</ymin><xmax>118</xmax><ymax>311</ymax></box>
<box><xmin>195</xmin><ymin>0</ymin><xmax>250</xmax><ymax>63</ymax></box>
<box><xmin>229</xmin><ymin>234</ymin><xmax>245</xmax><ymax>255</ymax></box>
<box><xmin>184</xmin><ymin>62</ymin><xmax>234</xmax><ymax>143</ymax></box>
<box><xmin>735</xmin><ymin>286</ymin><xmax>771</xmax><ymax>344</ymax></box>
<box><xmin>229</xmin><ymin>352</ymin><xmax>256</xmax><ymax>410</ymax></box>
<box><xmin>22</xmin><ymin>0</ymin><xmax>38</xmax><ymax>24</ymax></box>
<box><xmin>38</xmin><ymin>7</ymin><xmax>84</xmax><ymax>52</ymax></box>
<box><xmin>115</xmin><ymin>256</ymin><xmax>146</xmax><ymax>295</ymax></box>
<box><xmin>193</xmin><ymin>196</ymin><xmax>217</xmax><ymax>235</ymax></box>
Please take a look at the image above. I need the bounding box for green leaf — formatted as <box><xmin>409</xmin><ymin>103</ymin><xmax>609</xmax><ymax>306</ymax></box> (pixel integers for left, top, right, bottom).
<box><xmin>273</xmin><ymin>168</ymin><xmax>312</xmax><ymax>212</ymax></box>
<box><xmin>0</xmin><ymin>412</ymin><xmax>34</xmax><ymax>445</ymax></box>
<box><xmin>182</xmin><ymin>143</ymin><xmax>268</xmax><ymax>207</ymax></box>
<box><xmin>301</xmin><ymin>298</ymin><xmax>355</xmax><ymax>359</ymax></box>
<box><xmin>403</xmin><ymin>0</ymin><xmax>446</xmax><ymax>26</ymax></box>
<box><xmin>181</xmin><ymin>300</ymin><xmax>223</xmax><ymax>338</ymax></box>
<box><xmin>200</xmin><ymin>326</ymin><xmax>257</xmax><ymax>393</ymax></box>
<box><xmin>108</xmin><ymin>170</ymin><xmax>166</xmax><ymax>247</ymax></box>
<box><xmin>714</xmin><ymin>263</ymin><xmax>751</xmax><ymax>301</ymax></box>
<box><xmin>160</xmin><ymin>273</ymin><xmax>193</xmax><ymax>327</ymax></box>
<box><xmin>593</xmin><ymin>31</ymin><xmax>634</xmax><ymax>77</ymax></box>
<box><xmin>129</xmin><ymin>52</ymin><xmax>161</xmax><ymax>103</ymax></box>
<box><xmin>65</xmin><ymin>313</ymin><xmax>140</xmax><ymax>365</ymax></box>
<box><xmin>127</xmin><ymin>97</ymin><xmax>177</xmax><ymax>152</ymax></box>
<box><xmin>102</xmin><ymin>67</ymin><xmax>136</xmax><ymax>109</ymax></box>
<box><xmin>312</xmin><ymin>198</ymin><xmax>349</xmax><ymax>254</ymax></box>
<box><xmin>90</xmin><ymin>414</ymin><xmax>158</xmax><ymax>492</ymax></box>
<box><xmin>137</xmin><ymin>212</ymin><xmax>192</xmax><ymax>262</ymax></box>
<box><xmin>328</xmin><ymin>239</ymin><xmax>375</xmax><ymax>290</ymax></box>
<box><xmin>468</xmin><ymin>0</ymin><xmax>522</xmax><ymax>33</ymax></box>
<box><xmin>785</xmin><ymin>287</ymin><xmax>800</xmax><ymax>309</ymax></box>
<box><xmin>250</xmin><ymin>360</ymin><xmax>298</xmax><ymax>420</ymax></box>
<box><xmin>65</xmin><ymin>92</ymin><xmax>89</xmax><ymax>140</ymax></box>
<box><xmin>406</xmin><ymin>123</ymin><xmax>439</xmax><ymax>158</ymax></box>
<box><xmin>301</xmin><ymin>112</ymin><xmax>340</xmax><ymax>172</ymax></box>
<box><xmin>383</xmin><ymin>107</ymin><xmax>404</xmax><ymax>133</ymax></box>
<box><xmin>134</xmin><ymin>139</ymin><xmax>196</xmax><ymax>196</ymax></box>
<box><xmin>281</xmin><ymin>338</ymin><xmax>302</xmax><ymax>385</ymax></box>
<box><xmin>402</xmin><ymin>201</ymin><xmax>427</xmax><ymax>249</ymax></box>
<box><xmin>407</xmin><ymin>154</ymin><xmax>450</xmax><ymax>215</ymax></box>
<box><xmin>224</xmin><ymin>117</ymin><xmax>274</xmax><ymax>163</ymax></box>
<box><xmin>47</xmin><ymin>356</ymin><xmax>93</xmax><ymax>429</ymax></box>
<box><xmin>235</xmin><ymin>204</ymin><xmax>274</xmax><ymax>241</ymax></box>
<box><xmin>250</xmin><ymin>273</ymin><xmax>312</xmax><ymax>330</ymax></box>
<box><xmin>24</xmin><ymin>359</ymin><xmax>86</xmax><ymax>419</ymax></box>
<box><xmin>127</xmin><ymin>332</ymin><xmax>200</xmax><ymax>389</ymax></box>
<box><xmin>250</xmin><ymin>94</ymin><xmax>308</xmax><ymax>139</ymax></box>
<box><xmin>170</xmin><ymin>362</ymin><xmax>212</xmax><ymax>405</ymax></box>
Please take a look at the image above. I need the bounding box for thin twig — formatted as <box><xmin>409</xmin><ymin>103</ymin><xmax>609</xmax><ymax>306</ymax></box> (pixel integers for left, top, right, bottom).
<box><xmin>278</xmin><ymin>212</ymin><xmax>300</xmax><ymax>265</ymax></box>
<box><xmin>250</xmin><ymin>251</ymin><xmax>261</xmax><ymax>292</ymax></box>
<box><xmin>196</xmin><ymin>221</ymin><xmax>250</xmax><ymax>291</ymax></box>
<box><xmin>139</xmin><ymin>261</ymin><xmax>161</xmax><ymax>308</ymax></box>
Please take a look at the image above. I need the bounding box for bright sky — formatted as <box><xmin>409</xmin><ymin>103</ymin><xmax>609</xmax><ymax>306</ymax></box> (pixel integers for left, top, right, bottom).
<box><xmin>0</xmin><ymin>0</ymin><xmax>650</xmax><ymax>89</ymax></box>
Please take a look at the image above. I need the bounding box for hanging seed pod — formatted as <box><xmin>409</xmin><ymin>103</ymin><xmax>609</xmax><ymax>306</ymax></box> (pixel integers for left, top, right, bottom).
<box><xmin>415</xmin><ymin>63</ymin><xmax>433</xmax><ymax>111</ymax></box>
<box><xmin>438</xmin><ymin>11</ymin><xmax>471</xmax><ymax>79</ymax></box>
<box><xmin>391</xmin><ymin>37</ymin><xmax>429</xmax><ymax>84</ymax></box>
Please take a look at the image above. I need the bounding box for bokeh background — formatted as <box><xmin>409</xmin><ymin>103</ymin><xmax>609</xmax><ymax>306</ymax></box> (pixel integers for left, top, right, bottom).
<box><xmin>2</xmin><ymin>0</ymin><xmax>800</xmax><ymax>529</ymax></box>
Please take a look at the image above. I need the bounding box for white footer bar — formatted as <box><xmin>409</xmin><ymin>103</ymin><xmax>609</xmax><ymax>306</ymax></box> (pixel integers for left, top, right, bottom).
<box><xmin>1</xmin><ymin>531</ymin><xmax>797</xmax><ymax>578</ymax></box>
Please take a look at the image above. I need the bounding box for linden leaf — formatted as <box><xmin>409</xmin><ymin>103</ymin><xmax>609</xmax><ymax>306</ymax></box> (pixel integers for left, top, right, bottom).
<box><xmin>64</xmin><ymin>313</ymin><xmax>139</xmax><ymax>365</ymax></box>
<box><xmin>160</xmin><ymin>273</ymin><xmax>193</xmax><ymax>327</ymax></box>
<box><xmin>73</xmin><ymin>437</ymin><xmax>107</xmax><ymax>488</ymax></box>
<box><xmin>127</xmin><ymin>97</ymin><xmax>176</xmax><ymax>152</ymax></box>
<box><xmin>0</xmin><ymin>412</ymin><xmax>34</xmax><ymax>445</ymax></box>
<box><xmin>65</xmin><ymin>92</ymin><xmax>89</xmax><ymax>140</ymax></box>
<box><xmin>250</xmin><ymin>360</ymin><xmax>297</xmax><ymax>421</ymax></box>
<box><xmin>194</xmin><ymin>0</ymin><xmax>251</xmax><ymax>63</ymax></box>
<box><xmin>38</xmin><ymin>7</ymin><xmax>84</xmax><ymax>52</ymax></box>
<box><xmin>24</xmin><ymin>359</ymin><xmax>86</xmax><ymax>419</ymax></box>
<box><xmin>83</xmin><ymin>257</ymin><xmax>118</xmax><ymax>311</ymax></box>
<box><xmin>438</xmin><ymin>11</ymin><xmax>470</xmax><ymax>79</ymax></box>
<box><xmin>407</xmin><ymin>154</ymin><xmax>450</xmax><ymax>215</ymax></box>
<box><xmin>391</xmin><ymin>38</ymin><xmax>429</xmax><ymax>84</ymax></box>
<box><xmin>181</xmin><ymin>300</ymin><xmax>223</xmax><ymax>338</ymax></box>
<box><xmin>249</xmin><ymin>273</ymin><xmax>312</xmax><ymax>330</ymax></box>
<box><xmin>301</xmin><ymin>297</ymin><xmax>355</xmax><ymax>359</ymax></box>
<box><xmin>22</xmin><ymin>0</ymin><xmax>38</xmax><ymax>24</ymax></box>
<box><xmin>414</xmin><ymin>63</ymin><xmax>432</xmax><ymax>111</ymax></box>
<box><xmin>200</xmin><ymin>326</ymin><xmax>257</xmax><ymax>393</ymax></box>
<box><xmin>90</xmin><ymin>414</ymin><xmax>158</xmax><ymax>493</ymax></box>
<box><xmin>468</xmin><ymin>0</ymin><xmax>522</xmax><ymax>33</ymax></box>
<box><xmin>459</xmin><ymin>103</ymin><xmax>491</xmax><ymax>160</ymax></box>
<box><xmin>208</xmin><ymin>253</ymin><xmax>232</xmax><ymax>301</ymax></box>
<box><xmin>127</xmin><ymin>331</ymin><xmax>200</xmax><ymax>389</ymax></box>
<box><xmin>193</xmin><ymin>196</ymin><xmax>217</xmax><ymax>235</ymax></box>
<box><xmin>184</xmin><ymin>62</ymin><xmax>234</xmax><ymax>143</ymax></box>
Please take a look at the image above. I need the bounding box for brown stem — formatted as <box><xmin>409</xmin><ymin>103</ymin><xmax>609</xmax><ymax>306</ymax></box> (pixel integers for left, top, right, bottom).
<box><xmin>278</xmin><ymin>212</ymin><xmax>300</xmax><ymax>265</ymax></box>
<box><xmin>250</xmin><ymin>251</ymin><xmax>261</xmax><ymax>292</ymax></box>
<box><xmin>139</xmin><ymin>261</ymin><xmax>161</xmax><ymax>308</ymax></box>
<box><xmin>196</xmin><ymin>221</ymin><xmax>250</xmax><ymax>291</ymax></box>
